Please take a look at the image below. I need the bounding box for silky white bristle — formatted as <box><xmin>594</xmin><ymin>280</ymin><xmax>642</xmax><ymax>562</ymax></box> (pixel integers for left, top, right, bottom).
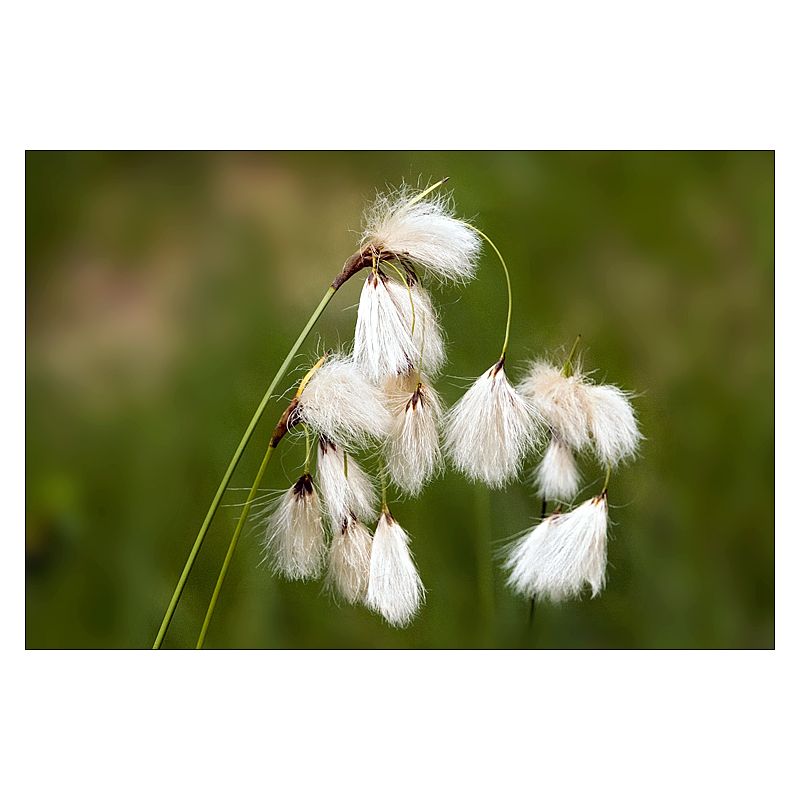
<box><xmin>519</xmin><ymin>360</ymin><xmax>592</xmax><ymax>451</ymax></box>
<box><xmin>383</xmin><ymin>378</ymin><xmax>443</xmax><ymax>495</ymax></box>
<box><xmin>366</xmin><ymin>511</ymin><xmax>425</xmax><ymax>627</ymax></box>
<box><xmin>297</xmin><ymin>353</ymin><xmax>391</xmax><ymax>447</ymax></box>
<box><xmin>535</xmin><ymin>436</ymin><xmax>581</xmax><ymax>502</ymax></box>
<box><xmin>584</xmin><ymin>384</ymin><xmax>642</xmax><ymax>467</ymax></box>
<box><xmin>444</xmin><ymin>360</ymin><xmax>542</xmax><ymax>488</ymax></box>
<box><xmin>262</xmin><ymin>474</ymin><xmax>327</xmax><ymax>581</ymax></box>
<box><xmin>316</xmin><ymin>438</ymin><xmax>378</xmax><ymax>525</ymax></box>
<box><xmin>326</xmin><ymin>515</ymin><xmax>373</xmax><ymax>604</ymax></box>
<box><xmin>362</xmin><ymin>189</ymin><xmax>481</xmax><ymax>284</ymax></box>
<box><xmin>504</xmin><ymin>494</ymin><xmax>609</xmax><ymax>602</ymax></box>
<box><xmin>386</xmin><ymin>279</ymin><xmax>447</xmax><ymax>377</ymax></box>
<box><xmin>354</xmin><ymin>271</ymin><xmax>417</xmax><ymax>381</ymax></box>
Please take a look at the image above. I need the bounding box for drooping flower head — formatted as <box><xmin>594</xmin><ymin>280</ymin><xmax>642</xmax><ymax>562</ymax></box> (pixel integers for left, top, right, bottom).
<box><xmin>361</xmin><ymin>187</ymin><xmax>481</xmax><ymax>285</ymax></box>
<box><xmin>262</xmin><ymin>473</ymin><xmax>327</xmax><ymax>581</ymax></box>
<box><xmin>445</xmin><ymin>358</ymin><xmax>542</xmax><ymax>488</ymax></box>
<box><xmin>383</xmin><ymin>373</ymin><xmax>443</xmax><ymax>496</ymax></box>
<box><xmin>519</xmin><ymin>359</ymin><xmax>592</xmax><ymax>451</ymax></box>
<box><xmin>366</xmin><ymin>509</ymin><xmax>425</xmax><ymax>627</ymax></box>
<box><xmin>316</xmin><ymin>437</ymin><xmax>378</xmax><ymax>526</ymax></box>
<box><xmin>535</xmin><ymin>435</ymin><xmax>581</xmax><ymax>502</ymax></box>
<box><xmin>504</xmin><ymin>493</ymin><xmax>609</xmax><ymax>602</ymax></box>
<box><xmin>583</xmin><ymin>384</ymin><xmax>641</xmax><ymax>467</ymax></box>
<box><xmin>326</xmin><ymin>514</ymin><xmax>373</xmax><ymax>605</ymax></box>
<box><xmin>295</xmin><ymin>353</ymin><xmax>391</xmax><ymax>447</ymax></box>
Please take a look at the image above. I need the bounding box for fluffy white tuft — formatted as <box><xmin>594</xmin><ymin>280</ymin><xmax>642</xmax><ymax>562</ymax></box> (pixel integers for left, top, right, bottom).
<box><xmin>354</xmin><ymin>271</ymin><xmax>417</xmax><ymax>381</ymax></box>
<box><xmin>504</xmin><ymin>494</ymin><xmax>609</xmax><ymax>602</ymax></box>
<box><xmin>535</xmin><ymin>436</ymin><xmax>581</xmax><ymax>502</ymax></box>
<box><xmin>519</xmin><ymin>360</ymin><xmax>591</xmax><ymax>451</ymax></box>
<box><xmin>326</xmin><ymin>515</ymin><xmax>373</xmax><ymax>604</ymax></box>
<box><xmin>383</xmin><ymin>377</ymin><xmax>443</xmax><ymax>495</ymax></box>
<box><xmin>386</xmin><ymin>279</ymin><xmax>447</xmax><ymax>377</ymax></box>
<box><xmin>366</xmin><ymin>511</ymin><xmax>425</xmax><ymax>627</ymax></box>
<box><xmin>297</xmin><ymin>353</ymin><xmax>391</xmax><ymax>447</ymax></box>
<box><xmin>316</xmin><ymin>438</ymin><xmax>378</xmax><ymax>525</ymax></box>
<box><xmin>262</xmin><ymin>474</ymin><xmax>327</xmax><ymax>581</ymax></box>
<box><xmin>362</xmin><ymin>190</ymin><xmax>481</xmax><ymax>284</ymax></box>
<box><xmin>584</xmin><ymin>384</ymin><xmax>642</xmax><ymax>467</ymax></box>
<box><xmin>444</xmin><ymin>360</ymin><xmax>542</xmax><ymax>488</ymax></box>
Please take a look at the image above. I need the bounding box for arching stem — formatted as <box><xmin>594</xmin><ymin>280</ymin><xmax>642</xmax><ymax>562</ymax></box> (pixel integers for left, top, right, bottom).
<box><xmin>195</xmin><ymin>443</ymin><xmax>276</xmax><ymax>649</ymax></box>
<box><xmin>196</xmin><ymin>356</ymin><xmax>329</xmax><ymax>649</ymax></box>
<box><xmin>152</xmin><ymin>287</ymin><xmax>337</xmax><ymax>649</ymax></box>
<box><xmin>464</xmin><ymin>223</ymin><xmax>513</xmax><ymax>359</ymax></box>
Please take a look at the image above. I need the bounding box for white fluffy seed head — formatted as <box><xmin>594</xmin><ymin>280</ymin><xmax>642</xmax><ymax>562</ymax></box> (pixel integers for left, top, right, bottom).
<box><xmin>366</xmin><ymin>511</ymin><xmax>425</xmax><ymax>627</ymax></box>
<box><xmin>297</xmin><ymin>353</ymin><xmax>391</xmax><ymax>447</ymax></box>
<box><xmin>584</xmin><ymin>384</ymin><xmax>642</xmax><ymax>467</ymax></box>
<box><xmin>326</xmin><ymin>515</ymin><xmax>373</xmax><ymax>604</ymax></box>
<box><xmin>519</xmin><ymin>360</ymin><xmax>592</xmax><ymax>451</ymax></box>
<box><xmin>316</xmin><ymin>438</ymin><xmax>378</xmax><ymax>526</ymax></box>
<box><xmin>354</xmin><ymin>271</ymin><xmax>417</xmax><ymax>381</ymax></box>
<box><xmin>535</xmin><ymin>436</ymin><xmax>581</xmax><ymax>502</ymax></box>
<box><xmin>383</xmin><ymin>378</ymin><xmax>443</xmax><ymax>496</ymax></box>
<box><xmin>262</xmin><ymin>474</ymin><xmax>327</xmax><ymax>581</ymax></box>
<box><xmin>386</xmin><ymin>279</ymin><xmax>447</xmax><ymax>377</ymax></box>
<box><xmin>362</xmin><ymin>189</ymin><xmax>481</xmax><ymax>284</ymax></box>
<box><xmin>504</xmin><ymin>494</ymin><xmax>609</xmax><ymax>602</ymax></box>
<box><xmin>444</xmin><ymin>360</ymin><xmax>543</xmax><ymax>488</ymax></box>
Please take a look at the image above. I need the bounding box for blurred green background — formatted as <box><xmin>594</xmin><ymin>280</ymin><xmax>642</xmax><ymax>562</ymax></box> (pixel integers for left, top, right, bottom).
<box><xmin>25</xmin><ymin>152</ymin><xmax>774</xmax><ymax>649</ymax></box>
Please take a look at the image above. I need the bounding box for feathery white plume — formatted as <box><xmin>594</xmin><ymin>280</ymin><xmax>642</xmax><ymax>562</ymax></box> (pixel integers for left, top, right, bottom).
<box><xmin>326</xmin><ymin>515</ymin><xmax>373</xmax><ymax>604</ymax></box>
<box><xmin>362</xmin><ymin>189</ymin><xmax>481</xmax><ymax>284</ymax></box>
<box><xmin>297</xmin><ymin>353</ymin><xmax>391</xmax><ymax>447</ymax></box>
<box><xmin>366</xmin><ymin>510</ymin><xmax>425</xmax><ymax>627</ymax></box>
<box><xmin>519</xmin><ymin>360</ymin><xmax>591</xmax><ymax>451</ymax></box>
<box><xmin>316</xmin><ymin>437</ymin><xmax>378</xmax><ymax>525</ymax></box>
<box><xmin>383</xmin><ymin>377</ymin><xmax>443</xmax><ymax>495</ymax></box>
<box><xmin>584</xmin><ymin>384</ymin><xmax>642</xmax><ymax>467</ymax></box>
<box><xmin>444</xmin><ymin>359</ymin><xmax>541</xmax><ymax>488</ymax></box>
<box><xmin>386</xmin><ymin>278</ymin><xmax>447</xmax><ymax>377</ymax></box>
<box><xmin>504</xmin><ymin>494</ymin><xmax>609</xmax><ymax>602</ymax></box>
<box><xmin>354</xmin><ymin>270</ymin><xmax>418</xmax><ymax>381</ymax></box>
<box><xmin>535</xmin><ymin>436</ymin><xmax>581</xmax><ymax>502</ymax></box>
<box><xmin>262</xmin><ymin>474</ymin><xmax>327</xmax><ymax>581</ymax></box>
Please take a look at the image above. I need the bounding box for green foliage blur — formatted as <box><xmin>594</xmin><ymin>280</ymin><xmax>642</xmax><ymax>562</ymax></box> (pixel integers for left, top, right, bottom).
<box><xmin>25</xmin><ymin>152</ymin><xmax>774</xmax><ymax>649</ymax></box>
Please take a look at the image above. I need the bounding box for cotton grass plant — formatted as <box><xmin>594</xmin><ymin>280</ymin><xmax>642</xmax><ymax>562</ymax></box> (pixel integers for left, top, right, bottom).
<box><xmin>152</xmin><ymin>178</ymin><xmax>642</xmax><ymax>648</ymax></box>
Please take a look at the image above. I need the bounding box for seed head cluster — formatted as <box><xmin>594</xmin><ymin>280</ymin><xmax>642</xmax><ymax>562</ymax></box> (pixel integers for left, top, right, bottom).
<box><xmin>259</xmin><ymin>183</ymin><xmax>643</xmax><ymax>629</ymax></box>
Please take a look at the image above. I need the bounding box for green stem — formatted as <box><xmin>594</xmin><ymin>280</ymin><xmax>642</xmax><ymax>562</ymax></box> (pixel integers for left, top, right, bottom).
<box><xmin>474</xmin><ymin>485</ymin><xmax>493</xmax><ymax>646</ymax></box>
<box><xmin>152</xmin><ymin>285</ymin><xmax>337</xmax><ymax>649</ymax></box>
<box><xmin>465</xmin><ymin>223</ymin><xmax>513</xmax><ymax>359</ymax></box>
<box><xmin>601</xmin><ymin>464</ymin><xmax>612</xmax><ymax>494</ymax></box>
<box><xmin>195</xmin><ymin>444</ymin><xmax>276</xmax><ymax>649</ymax></box>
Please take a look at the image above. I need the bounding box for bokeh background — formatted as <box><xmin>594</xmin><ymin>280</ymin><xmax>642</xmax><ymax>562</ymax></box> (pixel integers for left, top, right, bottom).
<box><xmin>25</xmin><ymin>152</ymin><xmax>774</xmax><ymax>649</ymax></box>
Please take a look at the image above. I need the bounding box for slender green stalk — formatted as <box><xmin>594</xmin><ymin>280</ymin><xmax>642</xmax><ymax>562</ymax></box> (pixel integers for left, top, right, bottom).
<box><xmin>195</xmin><ymin>444</ymin><xmax>276</xmax><ymax>649</ymax></box>
<box><xmin>196</xmin><ymin>354</ymin><xmax>329</xmax><ymax>648</ymax></box>
<box><xmin>465</xmin><ymin>223</ymin><xmax>513</xmax><ymax>358</ymax></box>
<box><xmin>473</xmin><ymin>485</ymin><xmax>494</xmax><ymax>646</ymax></box>
<box><xmin>601</xmin><ymin>464</ymin><xmax>612</xmax><ymax>494</ymax></box>
<box><xmin>152</xmin><ymin>286</ymin><xmax>336</xmax><ymax>649</ymax></box>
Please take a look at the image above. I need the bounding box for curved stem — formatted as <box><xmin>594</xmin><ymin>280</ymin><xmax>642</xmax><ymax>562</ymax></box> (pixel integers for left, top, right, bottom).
<box><xmin>152</xmin><ymin>285</ymin><xmax>337</xmax><ymax>649</ymax></box>
<box><xmin>195</xmin><ymin>444</ymin><xmax>276</xmax><ymax>649</ymax></box>
<box><xmin>465</xmin><ymin>223</ymin><xmax>513</xmax><ymax>359</ymax></box>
